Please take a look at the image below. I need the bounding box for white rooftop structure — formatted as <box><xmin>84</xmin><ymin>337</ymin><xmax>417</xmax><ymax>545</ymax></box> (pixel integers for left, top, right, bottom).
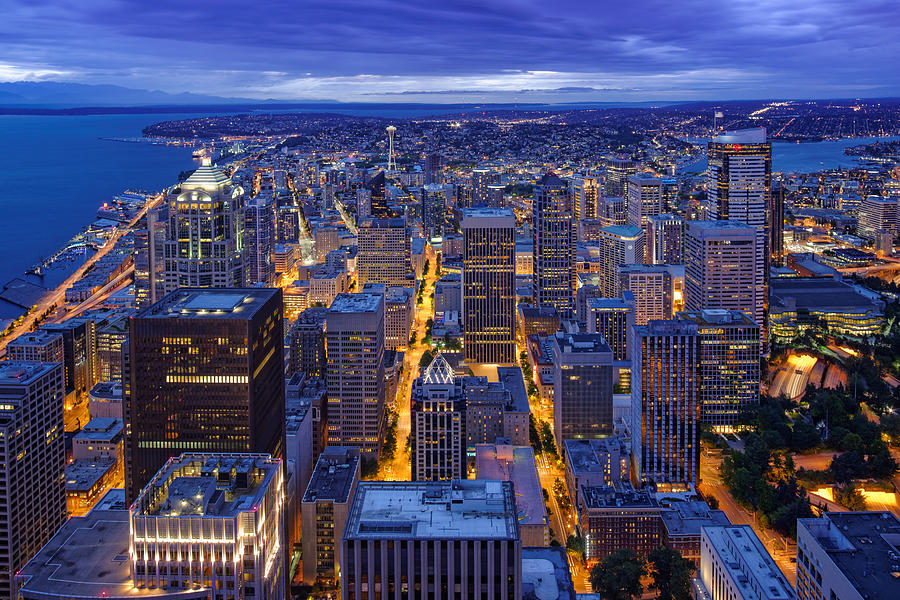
<box><xmin>422</xmin><ymin>353</ymin><xmax>454</xmax><ymax>385</ymax></box>
<box><xmin>181</xmin><ymin>158</ymin><xmax>232</xmax><ymax>191</ymax></box>
<box><xmin>714</xmin><ymin>127</ymin><xmax>767</xmax><ymax>144</ymax></box>
<box><xmin>345</xmin><ymin>480</ymin><xmax>519</xmax><ymax>540</ymax></box>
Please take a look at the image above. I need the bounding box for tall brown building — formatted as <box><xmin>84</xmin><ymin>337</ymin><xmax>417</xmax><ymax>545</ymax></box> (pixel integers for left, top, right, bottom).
<box><xmin>125</xmin><ymin>288</ymin><xmax>284</xmax><ymax>501</ymax></box>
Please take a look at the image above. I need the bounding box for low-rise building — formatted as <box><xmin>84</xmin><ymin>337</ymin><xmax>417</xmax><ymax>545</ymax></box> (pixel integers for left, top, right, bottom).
<box><xmin>699</xmin><ymin>525</ymin><xmax>793</xmax><ymax>600</ymax></box>
<box><xmin>658</xmin><ymin>499</ymin><xmax>730</xmax><ymax>565</ymax></box>
<box><xmin>579</xmin><ymin>483</ymin><xmax>662</xmax><ymax>564</ymax></box>
<box><xmin>88</xmin><ymin>380</ymin><xmax>123</xmax><ymax>419</ymax></box>
<box><xmin>770</xmin><ymin>277</ymin><xmax>885</xmax><ymax>339</ymax></box>
<box><xmin>797</xmin><ymin>511</ymin><xmax>900</xmax><ymax>600</ymax></box>
<box><xmin>475</xmin><ymin>444</ymin><xmax>549</xmax><ymax>547</ymax></box>
<box><xmin>563</xmin><ymin>437</ymin><xmax>630</xmax><ymax>508</ymax></box>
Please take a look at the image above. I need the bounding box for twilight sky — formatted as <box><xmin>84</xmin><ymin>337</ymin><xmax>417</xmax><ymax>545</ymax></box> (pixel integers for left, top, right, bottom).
<box><xmin>2</xmin><ymin>0</ymin><xmax>898</xmax><ymax>103</ymax></box>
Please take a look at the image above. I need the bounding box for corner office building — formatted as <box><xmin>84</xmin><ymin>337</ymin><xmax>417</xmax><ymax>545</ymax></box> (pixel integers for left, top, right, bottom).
<box><xmin>462</xmin><ymin>208</ymin><xmax>516</xmax><ymax>364</ymax></box>
<box><xmin>341</xmin><ymin>480</ymin><xmax>522</xmax><ymax>600</ymax></box>
<box><xmin>126</xmin><ymin>288</ymin><xmax>284</xmax><ymax>502</ymax></box>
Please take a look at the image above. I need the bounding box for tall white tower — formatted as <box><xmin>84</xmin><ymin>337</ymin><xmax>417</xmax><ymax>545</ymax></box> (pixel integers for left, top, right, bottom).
<box><xmin>386</xmin><ymin>125</ymin><xmax>397</xmax><ymax>171</ymax></box>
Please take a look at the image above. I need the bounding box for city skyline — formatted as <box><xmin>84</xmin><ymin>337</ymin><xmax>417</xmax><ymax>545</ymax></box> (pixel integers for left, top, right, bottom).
<box><xmin>2</xmin><ymin>1</ymin><xmax>900</xmax><ymax>104</ymax></box>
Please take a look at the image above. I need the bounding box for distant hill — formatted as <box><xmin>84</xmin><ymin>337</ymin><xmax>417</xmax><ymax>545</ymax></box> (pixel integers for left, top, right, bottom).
<box><xmin>0</xmin><ymin>81</ymin><xmax>271</xmax><ymax>107</ymax></box>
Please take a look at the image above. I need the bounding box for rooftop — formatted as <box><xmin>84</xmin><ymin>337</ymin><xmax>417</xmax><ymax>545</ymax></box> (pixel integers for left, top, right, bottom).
<box><xmin>703</xmin><ymin>525</ymin><xmax>792</xmax><ymax>600</ymax></box>
<box><xmin>75</xmin><ymin>417</ymin><xmax>123</xmax><ymax>441</ymax></box>
<box><xmin>685</xmin><ymin>220</ymin><xmax>755</xmax><ymax>234</ymax></box>
<box><xmin>15</xmin><ymin>491</ymin><xmax>196</xmax><ymax>599</ymax></box>
<box><xmin>7</xmin><ymin>330</ymin><xmax>62</xmax><ymax>347</ymax></box>
<box><xmin>475</xmin><ymin>445</ymin><xmax>547</xmax><ymax>528</ymax></box>
<box><xmin>677</xmin><ymin>309</ymin><xmax>758</xmax><ymax>327</ymax></box>
<box><xmin>133</xmin><ymin>454</ymin><xmax>280</xmax><ymax>518</ymax></box>
<box><xmin>137</xmin><ymin>288</ymin><xmax>278</xmax><ymax>320</ymax></box>
<box><xmin>345</xmin><ymin>480</ymin><xmax>520</xmax><ymax>541</ymax></box>
<box><xmin>800</xmin><ymin>512</ymin><xmax>900</xmax><ymax>600</ymax></box>
<box><xmin>771</xmin><ymin>277</ymin><xmax>884</xmax><ymax>310</ymax></box>
<box><xmin>90</xmin><ymin>380</ymin><xmax>123</xmax><ymax>399</ymax></box>
<box><xmin>659</xmin><ymin>500</ymin><xmax>731</xmax><ymax>537</ymax></box>
<box><xmin>563</xmin><ymin>438</ymin><xmax>629</xmax><ymax>475</ymax></box>
<box><xmin>0</xmin><ymin>360</ymin><xmax>59</xmax><ymax>386</ymax></box>
<box><xmin>302</xmin><ymin>447</ymin><xmax>360</xmax><ymax>504</ymax></box>
<box><xmin>66</xmin><ymin>459</ymin><xmax>117</xmax><ymax>492</ymax></box>
<box><xmin>521</xmin><ymin>547</ymin><xmax>576</xmax><ymax>600</ymax></box>
<box><xmin>327</xmin><ymin>292</ymin><xmax>384</xmax><ymax>314</ymax></box>
<box><xmin>713</xmin><ymin>127</ymin><xmax>768</xmax><ymax>144</ymax></box>
<box><xmin>181</xmin><ymin>160</ymin><xmax>232</xmax><ymax>192</ymax></box>
<box><xmin>582</xmin><ymin>483</ymin><xmax>660</xmax><ymax>510</ymax></box>
<box><xmin>598</xmin><ymin>224</ymin><xmax>643</xmax><ymax>238</ymax></box>
<box><xmin>550</xmin><ymin>331</ymin><xmax>612</xmax><ymax>355</ymax></box>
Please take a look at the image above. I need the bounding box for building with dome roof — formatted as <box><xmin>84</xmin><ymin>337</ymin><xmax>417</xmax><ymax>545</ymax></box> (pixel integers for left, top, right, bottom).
<box><xmin>162</xmin><ymin>159</ymin><xmax>246</xmax><ymax>292</ymax></box>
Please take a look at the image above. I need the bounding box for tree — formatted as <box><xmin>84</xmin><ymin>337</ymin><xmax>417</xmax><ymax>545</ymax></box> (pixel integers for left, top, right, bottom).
<box><xmin>419</xmin><ymin>350</ymin><xmax>434</xmax><ymax>368</ymax></box>
<box><xmin>589</xmin><ymin>549</ymin><xmax>646</xmax><ymax>600</ymax></box>
<box><xmin>835</xmin><ymin>485</ymin><xmax>867</xmax><ymax>511</ymax></box>
<box><xmin>867</xmin><ymin>448</ymin><xmax>899</xmax><ymax>479</ymax></box>
<box><xmin>566</xmin><ymin>534</ymin><xmax>585</xmax><ymax>561</ymax></box>
<box><xmin>830</xmin><ymin>450</ymin><xmax>866</xmax><ymax>484</ymax></box>
<box><xmin>408</xmin><ymin>331</ymin><xmax>417</xmax><ymax>346</ymax></box>
<box><xmin>529</xmin><ymin>415</ymin><xmax>543</xmax><ymax>453</ymax></box>
<box><xmin>648</xmin><ymin>546</ymin><xmax>693</xmax><ymax>600</ymax></box>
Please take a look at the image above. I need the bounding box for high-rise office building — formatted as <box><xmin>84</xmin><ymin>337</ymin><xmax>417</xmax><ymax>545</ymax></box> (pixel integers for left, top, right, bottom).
<box><xmin>162</xmin><ymin>159</ymin><xmax>245</xmax><ymax>291</ymax></box>
<box><xmin>410</xmin><ymin>354</ymin><xmax>466</xmax><ymax>481</ymax></box>
<box><xmin>425</xmin><ymin>152</ymin><xmax>444</xmax><ymax>185</ymax></box>
<box><xmin>678</xmin><ymin>310</ymin><xmax>760</xmax><ymax>431</ymax></box>
<box><xmin>0</xmin><ymin>361</ymin><xmax>66</xmax><ymax>600</ymax></box>
<box><xmin>646</xmin><ymin>213</ymin><xmax>684</xmax><ymax>264</ymax></box>
<box><xmin>365</xmin><ymin>171</ymin><xmax>391</xmax><ymax>218</ymax></box>
<box><xmin>769</xmin><ymin>182</ymin><xmax>785</xmax><ymax>266</ymax></box>
<box><xmin>707</xmin><ymin>128</ymin><xmax>771</xmax><ymax>346</ymax></box>
<box><xmin>130</xmin><ymin>453</ymin><xmax>285</xmax><ymax>600</ymax></box>
<box><xmin>288</xmin><ymin>306</ymin><xmax>328</xmax><ymax>378</ymax></box>
<box><xmin>618</xmin><ymin>264</ymin><xmax>674</xmax><ymax>325</ymax></box>
<box><xmin>631</xmin><ymin>319</ymin><xmax>700</xmax><ymax>487</ymax></box>
<box><xmin>684</xmin><ymin>220</ymin><xmax>765</xmax><ymax>340</ymax></box>
<box><xmin>550</xmin><ymin>332</ymin><xmax>614</xmax><ymax>449</ymax></box>
<box><xmin>597</xmin><ymin>196</ymin><xmax>627</xmax><ymax>227</ymax></box>
<box><xmin>596</xmin><ymin>225</ymin><xmax>645</xmax><ymax>297</ymax></box>
<box><xmin>604</xmin><ymin>157</ymin><xmax>637</xmax><ymax>197</ymax></box>
<box><xmin>244</xmin><ymin>193</ymin><xmax>276</xmax><ymax>286</ymax></box>
<box><xmin>462</xmin><ymin>208</ymin><xmax>516</xmax><ymax>364</ymax></box>
<box><xmin>533</xmin><ymin>173</ymin><xmax>576</xmax><ymax>317</ymax></box>
<box><xmin>586</xmin><ymin>294</ymin><xmax>635</xmax><ymax>362</ymax></box>
<box><xmin>325</xmin><ymin>293</ymin><xmax>385</xmax><ymax>456</ymax></box>
<box><xmin>858</xmin><ymin>194</ymin><xmax>899</xmax><ymax>237</ymax></box>
<box><xmin>486</xmin><ymin>183</ymin><xmax>506</xmax><ymax>207</ymax></box>
<box><xmin>572</xmin><ymin>176</ymin><xmax>600</xmax><ymax>220</ymax></box>
<box><xmin>626</xmin><ymin>172</ymin><xmax>666</xmax><ymax>228</ymax></box>
<box><xmin>797</xmin><ymin>512</ymin><xmax>900</xmax><ymax>600</ymax></box>
<box><xmin>422</xmin><ymin>183</ymin><xmax>447</xmax><ymax>239</ymax></box>
<box><xmin>341</xmin><ymin>480</ymin><xmax>522</xmax><ymax>600</ymax></box>
<box><xmin>97</xmin><ymin>315</ymin><xmax>128</xmax><ymax>383</ymax></box>
<box><xmin>134</xmin><ymin>203</ymin><xmax>168</xmax><ymax>308</ymax></box>
<box><xmin>41</xmin><ymin>318</ymin><xmax>97</xmax><ymax>396</ymax></box>
<box><xmin>357</xmin><ymin>217</ymin><xmax>411</xmax><ymax>286</ymax></box>
<box><xmin>472</xmin><ymin>168</ymin><xmax>501</xmax><ymax>206</ymax></box>
<box><xmin>125</xmin><ymin>288</ymin><xmax>285</xmax><ymax>501</ymax></box>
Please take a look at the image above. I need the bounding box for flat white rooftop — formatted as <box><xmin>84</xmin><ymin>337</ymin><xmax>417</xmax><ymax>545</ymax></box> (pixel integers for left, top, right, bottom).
<box><xmin>346</xmin><ymin>480</ymin><xmax>519</xmax><ymax>541</ymax></box>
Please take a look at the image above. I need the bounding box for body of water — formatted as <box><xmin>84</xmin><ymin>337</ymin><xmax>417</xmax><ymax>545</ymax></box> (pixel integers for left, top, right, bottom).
<box><xmin>680</xmin><ymin>135</ymin><xmax>900</xmax><ymax>175</ymax></box>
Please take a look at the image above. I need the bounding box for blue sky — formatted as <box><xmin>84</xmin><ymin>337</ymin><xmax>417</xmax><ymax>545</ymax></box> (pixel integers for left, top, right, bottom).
<box><xmin>2</xmin><ymin>0</ymin><xmax>898</xmax><ymax>102</ymax></box>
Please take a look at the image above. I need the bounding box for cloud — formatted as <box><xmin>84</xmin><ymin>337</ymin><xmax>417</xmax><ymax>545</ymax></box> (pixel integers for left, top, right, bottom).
<box><xmin>0</xmin><ymin>0</ymin><xmax>897</xmax><ymax>101</ymax></box>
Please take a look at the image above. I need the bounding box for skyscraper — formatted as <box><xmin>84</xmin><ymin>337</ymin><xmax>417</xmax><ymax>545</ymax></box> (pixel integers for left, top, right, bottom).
<box><xmin>325</xmin><ymin>293</ymin><xmax>386</xmax><ymax>456</ymax></box>
<box><xmin>422</xmin><ymin>183</ymin><xmax>447</xmax><ymax>239</ymax></box>
<box><xmin>597</xmin><ymin>196</ymin><xmax>627</xmax><ymax>227</ymax></box>
<box><xmin>678</xmin><ymin>309</ymin><xmax>760</xmax><ymax>432</ymax></box>
<box><xmin>596</xmin><ymin>224</ymin><xmax>645</xmax><ymax>297</ymax></box>
<box><xmin>472</xmin><ymin>168</ymin><xmax>500</xmax><ymax>206</ymax></box>
<box><xmin>462</xmin><ymin>208</ymin><xmax>516</xmax><ymax>364</ymax></box>
<box><xmin>125</xmin><ymin>288</ymin><xmax>285</xmax><ymax>501</ymax></box>
<box><xmin>425</xmin><ymin>152</ymin><xmax>444</xmax><ymax>185</ymax></box>
<box><xmin>631</xmin><ymin>319</ymin><xmax>700</xmax><ymax>487</ymax></box>
<box><xmin>0</xmin><ymin>361</ymin><xmax>66</xmax><ymax>600</ymax></box>
<box><xmin>162</xmin><ymin>159</ymin><xmax>245</xmax><ymax>291</ymax></box>
<box><xmin>604</xmin><ymin>157</ymin><xmax>637</xmax><ymax>197</ymax></box>
<box><xmin>684</xmin><ymin>220</ymin><xmax>765</xmax><ymax>338</ymax></box>
<box><xmin>533</xmin><ymin>173</ymin><xmax>576</xmax><ymax>316</ymax></box>
<box><xmin>769</xmin><ymin>182</ymin><xmax>785</xmax><ymax>266</ymax></box>
<box><xmin>244</xmin><ymin>192</ymin><xmax>276</xmax><ymax>286</ymax></box>
<box><xmin>288</xmin><ymin>306</ymin><xmax>328</xmax><ymax>378</ymax></box>
<box><xmin>410</xmin><ymin>354</ymin><xmax>466</xmax><ymax>481</ymax></box>
<box><xmin>357</xmin><ymin>217</ymin><xmax>411</xmax><ymax>286</ymax></box>
<box><xmin>586</xmin><ymin>293</ymin><xmax>636</xmax><ymax>362</ymax></box>
<box><xmin>626</xmin><ymin>172</ymin><xmax>666</xmax><ymax>228</ymax></box>
<box><xmin>858</xmin><ymin>194</ymin><xmax>899</xmax><ymax>237</ymax></box>
<box><xmin>365</xmin><ymin>171</ymin><xmax>391</xmax><ymax>218</ymax></box>
<box><xmin>550</xmin><ymin>332</ymin><xmax>614</xmax><ymax>449</ymax></box>
<box><xmin>572</xmin><ymin>175</ymin><xmax>600</xmax><ymax>221</ymax></box>
<box><xmin>133</xmin><ymin>203</ymin><xmax>168</xmax><ymax>308</ymax></box>
<box><xmin>646</xmin><ymin>213</ymin><xmax>684</xmax><ymax>264</ymax></box>
<box><xmin>707</xmin><ymin>128</ymin><xmax>771</xmax><ymax>347</ymax></box>
<box><xmin>618</xmin><ymin>264</ymin><xmax>675</xmax><ymax>325</ymax></box>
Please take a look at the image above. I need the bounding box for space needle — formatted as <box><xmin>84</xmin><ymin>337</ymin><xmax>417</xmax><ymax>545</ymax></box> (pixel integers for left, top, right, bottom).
<box><xmin>386</xmin><ymin>125</ymin><xmax>397</xmax><ymax>171</ymax></box>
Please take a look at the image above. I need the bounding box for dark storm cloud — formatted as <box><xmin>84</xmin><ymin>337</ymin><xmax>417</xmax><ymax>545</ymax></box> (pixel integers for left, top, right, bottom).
<box><xmin>1</xmin><ymin>0</ymin><xmax>898</xmax><ymax>100</ymax></box>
